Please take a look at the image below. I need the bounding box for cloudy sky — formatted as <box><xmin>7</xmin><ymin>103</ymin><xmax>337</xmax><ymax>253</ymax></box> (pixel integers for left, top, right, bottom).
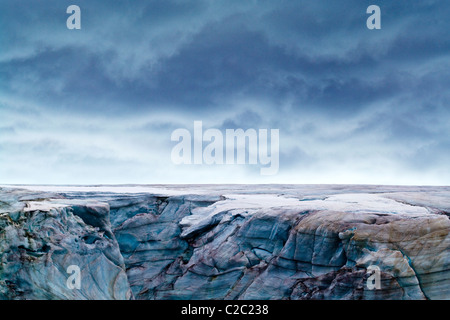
<box><xmin>1</xmin><ymin>0</ymin><xmax>449</xmax><ymax>185</ymax></box>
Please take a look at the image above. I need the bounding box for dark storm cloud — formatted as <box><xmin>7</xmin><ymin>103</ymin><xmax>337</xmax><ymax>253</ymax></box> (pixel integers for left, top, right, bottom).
<box><xmin>2</xmin><ymin>0</ymin><xmax>448</xmax><ymax>114</ymax></box>
<box><xmin>1</xmin><ymin>0</ymin><xmax>449</xmax><ymax>184</ymax></box>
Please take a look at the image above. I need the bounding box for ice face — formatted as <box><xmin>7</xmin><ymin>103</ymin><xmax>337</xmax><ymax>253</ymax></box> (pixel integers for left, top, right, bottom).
<box><xmin>0</xmin><ymin>184</ymin><xmax>449</xmax><ymax>300</ymax></box>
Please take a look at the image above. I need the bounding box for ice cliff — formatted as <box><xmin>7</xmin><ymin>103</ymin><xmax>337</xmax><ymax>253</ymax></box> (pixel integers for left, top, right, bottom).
<box><xmin>0</xmin><ymin>185</ymin><xmax>449</xmax><ymax>300</ymax></box>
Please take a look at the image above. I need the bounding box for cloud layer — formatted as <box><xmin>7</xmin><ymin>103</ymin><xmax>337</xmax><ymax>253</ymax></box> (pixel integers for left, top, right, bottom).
<box><xmin>1</xmin><ymin>0</ymin><xmax>449</xmax><ymax>184</ymax></box>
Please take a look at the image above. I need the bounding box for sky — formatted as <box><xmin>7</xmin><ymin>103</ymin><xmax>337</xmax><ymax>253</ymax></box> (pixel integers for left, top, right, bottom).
<box><xmin>0</xmin><ymin>0</ymin><xmax>449</xmax><ymax>185</ymax></box>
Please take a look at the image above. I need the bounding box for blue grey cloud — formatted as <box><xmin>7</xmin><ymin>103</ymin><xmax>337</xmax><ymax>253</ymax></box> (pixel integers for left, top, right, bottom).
<box><xmin>1</xmin><ymin>0</ymin><xmax>449</xmax><ymax>184</ymax></box>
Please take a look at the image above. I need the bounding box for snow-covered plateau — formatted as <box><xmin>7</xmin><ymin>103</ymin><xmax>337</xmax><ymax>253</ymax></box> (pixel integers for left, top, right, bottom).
<box><xmin>0</xmin><ymin>184</ymin><xmax>449</xmax><ymax>299</ymax></box>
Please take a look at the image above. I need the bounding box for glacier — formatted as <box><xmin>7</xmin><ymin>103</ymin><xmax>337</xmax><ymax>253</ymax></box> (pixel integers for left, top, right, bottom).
<box><xmin>0</xmin><ymin>184</ymin><xmax>449</xmax><ymax>300</ymax></box>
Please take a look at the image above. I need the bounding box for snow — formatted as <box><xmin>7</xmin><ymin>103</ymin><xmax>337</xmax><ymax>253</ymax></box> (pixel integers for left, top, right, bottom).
<box><xmin>0</xmin><ymin>185</ymin><xmax>207</xmax><ymax>196</ymax></box>
<box><xmin>1</xmin><ymin>185</ymin><xmax>432</xmax><ymax>229</ymax></box>
<box><xmin>179</xmin><ymin>192</ymin><xmax>430</xmax><ymax>231</ymax></box>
